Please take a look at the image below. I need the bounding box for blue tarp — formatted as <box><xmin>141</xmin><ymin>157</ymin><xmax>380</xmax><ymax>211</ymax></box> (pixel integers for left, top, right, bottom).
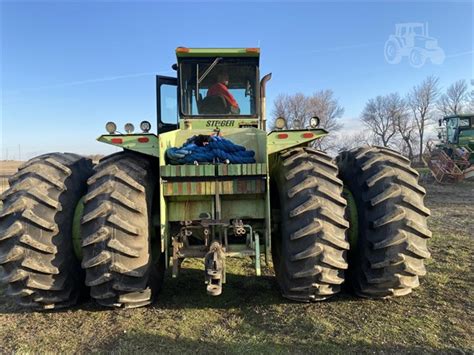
<box><xmin>166</xmin><ymin>135</ymin><xmax>256</xmax><ymax>164</ymax></box>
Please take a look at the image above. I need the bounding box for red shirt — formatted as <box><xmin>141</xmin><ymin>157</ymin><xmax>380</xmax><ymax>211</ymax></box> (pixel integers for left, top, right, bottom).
<box><xmin>207</xmin><ymin>83</ymin><xmax>239</xmax><ymax>108</ymax></box>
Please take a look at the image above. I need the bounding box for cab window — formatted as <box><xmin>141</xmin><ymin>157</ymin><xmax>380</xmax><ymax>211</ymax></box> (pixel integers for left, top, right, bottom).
<box><xmin>180</xmin><ymin>58</ymin><xmax>258</xmax><ymax>116</ymax></box>
<box><xmin>446</xmin><ymin>117</ymin><xmax>458</xmax><ymax>143</ymax></box>
<box><xmin>459</xmin><ymin>118</ymin><xmax>471</xmax><ymax>128</ymax></box>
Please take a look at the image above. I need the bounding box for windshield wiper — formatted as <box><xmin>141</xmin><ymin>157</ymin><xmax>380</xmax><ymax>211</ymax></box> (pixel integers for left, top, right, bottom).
<box><xmin>198</xmin><ymin>57</ymin><xmax>222</xmax><ymax>84</ymax></box>
<box><xmin>195</xmin><ymin>57</ymin><xmax>223</xmax><ymax>106</ymax></box>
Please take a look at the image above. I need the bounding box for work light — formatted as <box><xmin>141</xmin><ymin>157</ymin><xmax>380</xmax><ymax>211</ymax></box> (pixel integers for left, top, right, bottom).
<box><xmin>124</xmin><ymin>123</ymin><xmax>135</xmax><ymax>134</ymax></box>
<box><xmin>140</xmin><ymin>120</ymin><xmax>151</xmax><ymax>133</ymax></box>
<box><xmin>105</xmin><ymin>122</ymin><xmax>117</xmax><ymax>134</ymax></box>
<box><xmin>275</xmin><ymin>117</ymin><xmax>287</xmax><ymax>130</ymax></box>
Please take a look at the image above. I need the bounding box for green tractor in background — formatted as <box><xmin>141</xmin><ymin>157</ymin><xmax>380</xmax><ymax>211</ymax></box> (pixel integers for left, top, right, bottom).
<box><xmin>0</xmin><ymin>48</ymin><xmax>431</xmax><ymax>310</ymax></box>
<box><xmin>438</xmin><ymin>114</ymin><xmax>474</xmax><ymax>162</ymax></box>
<box><xmin>424</xmin><ymin>114</ymin><xmax>474</xmax><ymax>182</ymax></box>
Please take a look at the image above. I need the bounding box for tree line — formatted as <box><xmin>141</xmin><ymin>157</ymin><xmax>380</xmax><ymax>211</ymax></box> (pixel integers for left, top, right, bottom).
<box><xmin>271</xmin><ymin>77</ymin><xmax>473</xmax><ymax>161</ymax></box>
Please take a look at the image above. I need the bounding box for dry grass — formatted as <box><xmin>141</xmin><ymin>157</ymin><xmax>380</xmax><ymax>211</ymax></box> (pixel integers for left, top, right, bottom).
<box><xmin>0</xmin><ymin>161</ymin><xmax>22</xmax><ymax>196</ymax></box>
<box><xmin>0</xmin><ymin>169</ymin><xmax>472</xmax><ymax>353</ymax></box>
<box><xmin>0</xmin><ymin>161</ymin><xmax>22</xmax><ymax>175</ymax></box>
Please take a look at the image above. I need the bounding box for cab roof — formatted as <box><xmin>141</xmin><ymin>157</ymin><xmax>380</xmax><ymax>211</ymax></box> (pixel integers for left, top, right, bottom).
<box><xmin>444</xmin><ymin>113</ymin><xmax>474</xmax><ymax>120</ymax></box>
<box><xmin>175</xmin><ymin>47</ymin><xmax>260</xmax><ymax>58</ymax></box>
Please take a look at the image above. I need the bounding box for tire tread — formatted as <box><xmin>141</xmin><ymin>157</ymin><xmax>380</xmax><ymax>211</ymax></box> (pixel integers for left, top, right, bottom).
<box><xmin>336</xmin><ymin>146</ymin><xmax>430</xmax><ymax>299</ymax></box>
<box><xmin>272</xmin><ymin>147</ymin><xmax>349</xmax><ymax>302</ymax></box>
<box><xmin>0</xmin><ymin>153</ymin><xmax>92</xmax><ymax>309</ymax></box>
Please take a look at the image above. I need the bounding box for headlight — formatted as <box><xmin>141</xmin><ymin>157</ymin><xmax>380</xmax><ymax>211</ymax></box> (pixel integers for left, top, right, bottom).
<box><xmin>140</xmin><ymin>120</ymin><xmax>151</xmax><ymax>133</ymax></box>
<box><xmin>105</xmin><ymin>121</ymin><xmax>117</xmax><ymax>134</ymax></box>
<box><xmin>124</xmin><ymin>123</ymin><xmax>135</xmax><ymax>134</ymax></box>
<box><xmin>275</xmin><ymin>117</ymin><xmax>287</xmax><ymax>130</ymax></box>
<box><xmin>310</xmin><ymin>116</ymin><xmax>320</xmax><ymax>128</ymax></box>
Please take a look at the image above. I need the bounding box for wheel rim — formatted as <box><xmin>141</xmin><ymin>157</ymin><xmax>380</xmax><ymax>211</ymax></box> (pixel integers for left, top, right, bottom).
<box><xmin>72</xmin><ymin>196</ymin><xmax>85</xmax><ymax>260</ymax></box>
<box><xmin>342</xmin><ymin>187</ymin><xmax>359</xmax><ymax>251</ymax></box>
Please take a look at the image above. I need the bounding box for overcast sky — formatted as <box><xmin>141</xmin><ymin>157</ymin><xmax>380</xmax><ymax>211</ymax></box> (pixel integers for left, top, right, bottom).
<box><xmin>1</xmin><ymin>0</ymin><xmax>472</xmax><ymax>159</ymax></box>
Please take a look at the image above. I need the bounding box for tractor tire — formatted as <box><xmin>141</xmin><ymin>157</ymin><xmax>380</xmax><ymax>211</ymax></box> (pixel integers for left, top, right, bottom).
<box><xmin>0</xmin><ymin>153</ymin><xmax>93</xmax><ymax>310</ymax></box>
<box><xmin>80</xmin><ymin>151</ymin><xmax>164</xmax><ymax>308</ymax></box>
<box><xmin>272</xmin><ymin>147</ymin><xmax>349</xmax><ymax>302</ymax></box>
<box><xmin>336</xmin><ymin>146</ymin><xmax>431</xmax><ymax>298</ymax></box>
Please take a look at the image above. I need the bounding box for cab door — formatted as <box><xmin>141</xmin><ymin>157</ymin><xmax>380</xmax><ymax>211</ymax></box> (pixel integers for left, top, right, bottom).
<box><xmin>156</xmin><ymin>76</ymin><xmax>178</xmax><ymax>133</ymax></box>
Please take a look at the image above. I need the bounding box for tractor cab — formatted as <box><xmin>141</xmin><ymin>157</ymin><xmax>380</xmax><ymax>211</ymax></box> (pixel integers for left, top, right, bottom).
<box><xmin>439</xmin><ymin>114</ymin><xmax>474</xmax><ymax>146</ymax></box>
<box><xmin>179</xmin><ymin>54</ymin><xmax>258</xmax><ymax>116</ymax></box>
<box><xmin>157</xmin><ymin>47</ymin><xmax>265</xmax><ymax>133</ymax></box>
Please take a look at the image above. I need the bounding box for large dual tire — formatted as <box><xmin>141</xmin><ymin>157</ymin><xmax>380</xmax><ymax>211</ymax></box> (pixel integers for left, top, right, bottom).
<box><xmin>272</xmin><ymin>148</ymin><xmax>350</xmax><ymax>301</ymax></box>
<box><xmin>0</xmin><ymin>153</ymin><xmax>93</xmax><ymax>310</ymax></box>
<box><xmin>336</xmin><ymin>146</ymin><xmax>431</xmax><ymax>298</ymax></box>
<box><xmin>80</xmin><ymin>152</ymin><xmax>164</xmax><ymax>308</ymax></box>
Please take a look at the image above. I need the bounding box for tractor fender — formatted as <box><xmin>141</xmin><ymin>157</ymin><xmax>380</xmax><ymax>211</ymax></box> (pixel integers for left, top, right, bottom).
<box><xmin>97</xmin><ymin>134</ymin><xmax>160</xmax><ymax>157</ymax></box>
<box><xmin>266</xmin><ymin>129</ymin><xmax>328</xmax><ymax>155</ymax></box>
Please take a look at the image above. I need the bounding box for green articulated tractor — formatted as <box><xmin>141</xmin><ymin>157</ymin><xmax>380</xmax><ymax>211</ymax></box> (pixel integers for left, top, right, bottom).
<box><xmin>0</xmin><ymin>48</ymin><xmax>431</xmax><ymax>310</ymax></box>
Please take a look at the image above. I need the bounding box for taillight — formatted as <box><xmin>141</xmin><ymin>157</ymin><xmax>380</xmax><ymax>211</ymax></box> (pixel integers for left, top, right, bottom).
<box><xmin>246</xmin><ymin>48</ymin><xmax>260</xmax><ymax>53</ymax></box>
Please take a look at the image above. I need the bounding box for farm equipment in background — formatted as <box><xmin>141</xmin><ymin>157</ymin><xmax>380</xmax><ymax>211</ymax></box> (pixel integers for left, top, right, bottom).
<box><xmin>423</xmin><ymin>114</ymin><xmax>474</xmax><ymax>183</ymax></box>
<box><xmin>0</xmin><ymin>48</ymin><xmax>431</xmax><ymax>310</ymax></box>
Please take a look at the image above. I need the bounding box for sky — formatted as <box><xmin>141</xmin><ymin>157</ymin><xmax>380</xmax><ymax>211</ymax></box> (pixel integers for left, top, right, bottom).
<box><xmin>1</xmin><ymin>0</ymin><xmax>473</xmax><ymax>160</ymax></box>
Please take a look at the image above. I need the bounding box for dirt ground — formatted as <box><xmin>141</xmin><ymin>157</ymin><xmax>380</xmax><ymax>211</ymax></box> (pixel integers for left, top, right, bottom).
<box><xmin>0</xmin><ymin>170</ymin><xmax>472</xmax><ymax>353</ymax></box>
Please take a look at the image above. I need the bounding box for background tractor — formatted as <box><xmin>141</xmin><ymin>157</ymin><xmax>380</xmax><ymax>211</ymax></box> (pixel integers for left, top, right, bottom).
<box><xmin>384</xmin><ymin>23</ymin><xmax>445</xmax><ymax>68</ymax></box>
<box><xmin>424</xmin><ymin>114</ymin><xmax>474</xmax><ymax>182</ymax></box>
<box><xmin>0</xmin><ymin>48</ymin><xmax>431</xmax><ymax>310</ymax></box>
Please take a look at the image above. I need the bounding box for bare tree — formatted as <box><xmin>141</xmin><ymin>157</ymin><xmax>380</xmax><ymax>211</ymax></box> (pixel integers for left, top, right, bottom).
<box><xmin>332</xmin><ymin>130</ymin><xmax>374</xmax><ymax>154</ymax></box>
<box><xmin>272</xmin><ymin>93</ymin><xmax>310</xmax><ymax>130</ymax></box>
<box><xmin>394</xmin><ymin>111</ymin><xmax>418</xmax><ymax>161</ymax></box>
<box><xmin>361</xmin><ymin>93</ymin><xmax>401</xmax><ymax>147</ymax></box>
<box><xmin>437</xmin><ymin>79</ymin><xmax>469</xmax><ymax>115</ymax></box>
<box><xmin>467</xmin><ymin>79</ymin><xmax>474</xmax><ymax>112</ymax></box>
<box><xmin>271</xmin><ymin>90</ymin><xmax>344</xmax><ymax>150</ymax></box>
<box><xmin>380</xmin><ymin>95</ymin><xmax>419</xmax><ymax>160</ymax></box>
<box><xmin>308</xmin><ymin>90</ymin><xmax>344</xmax><ymax>132</ymax></box>
<box><xmin>407</xmin><ymin>76</ymin><xmax>439</xmax><ymax>162</ymax></box>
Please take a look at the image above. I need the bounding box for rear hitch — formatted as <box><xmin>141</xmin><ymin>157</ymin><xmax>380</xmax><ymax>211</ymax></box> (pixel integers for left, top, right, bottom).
<box><xmin>204</xmin><ymin>241</ymin><xmax>225</xmax><ymax>296</ymax></box>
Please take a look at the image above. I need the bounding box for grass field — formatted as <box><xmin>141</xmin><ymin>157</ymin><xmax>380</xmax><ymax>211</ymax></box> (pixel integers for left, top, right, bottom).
<box><xmin>0</xmin><ymin>167</ymin><xmax>472</xmax><ymax>353</ymax></box>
